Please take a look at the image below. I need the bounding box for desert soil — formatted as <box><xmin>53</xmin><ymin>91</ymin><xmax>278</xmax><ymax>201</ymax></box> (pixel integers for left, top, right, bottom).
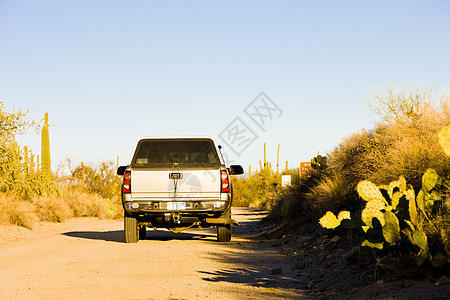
<box><xmin>0</xmin><ymin>208</ymin><xmax>303</xmax><ymax>299</ymax></box>
<box><xmin>0</xmin><ymin>207</ymin><xmax>449</xmax><ymax>299</ymax></box>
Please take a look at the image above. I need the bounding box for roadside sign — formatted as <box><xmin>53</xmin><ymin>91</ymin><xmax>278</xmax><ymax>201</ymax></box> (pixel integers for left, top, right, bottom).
<box><xmin>281</xmin><ymin>175</ymin><xmax>291</xmax><ymax>187</ymax></box>
<box><xmin>300</xmin><ymin>162</ymin><xmax>312</xmax><ymax>179</ymax></box>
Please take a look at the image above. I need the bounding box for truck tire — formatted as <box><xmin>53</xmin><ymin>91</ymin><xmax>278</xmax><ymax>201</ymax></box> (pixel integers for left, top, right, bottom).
<box><xmin>217</xmin><ymin>210</ymin><xmax>232</xmax><ymax>242</ymax></box>
<box><xmin>217</xmin><ymin>225</ymin><xmax>232</xmax><ymax>242</ymax></box>
<box><xmin>139</xmin><ymin>225</ymin><xmax>146</xmax><ymax>240</ymax></box>
<box><xmin>124</xmin><ymin>213</ymin><xmax>139</xmax><ymax>243</ymax></box>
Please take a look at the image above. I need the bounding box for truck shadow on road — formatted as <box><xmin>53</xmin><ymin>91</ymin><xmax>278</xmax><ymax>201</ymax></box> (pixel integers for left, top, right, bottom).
<box><xmin>198</xmin><ymin>208</ymin><xmax>304</xmax><ymax>298</ymax></box>
<box><xmin>63</xmin><ymin>229</ymin><xmax>216</xmax><ymax>243</ymax></box>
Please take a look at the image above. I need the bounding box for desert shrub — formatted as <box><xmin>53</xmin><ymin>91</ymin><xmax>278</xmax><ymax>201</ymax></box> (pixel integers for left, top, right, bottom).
<box><xmin>269</xmin><ymin>170</ymin><xmax>319</xmax><ymax>222</ymax></box>
<box><xmin>304</xmin><ymin>172</ymin><xmax>360</xmax><ymax>219</ymax></box>
<box><xmin>56</xmin><ymin>189</ymin><xmax>122</xmax><ymax>220</ymax></box>
<box><xmin>232</xmin><ymin>168</ymin><xmax>281</xmax><ymax>209</ymax></box>
<box><xmin>1</xmin><ymin>102</ymin><xmax>123</xmax><ymax>227</ymax></box>
<box><xmin>63</xmin><ymin>160</ymin><xmax>122</xmax><ymax>200</ymax></box>
<box><xmin>269</xmin><ymin>86</ymin><xmax>449</xmax><ymax>225</ymax></box>
<box><xmin>0</xmin><ymin>189</ymin><xmax>123</xmax><ymax>228</ymax></box>
<box><xmin>323</xmin><ymin>88</ymin><xmax>449</xmax><ymax>212</ymax></box>
<box><xmin>0</xmin><ymin>193</ymin><xmax>38</xmax><ymax>229</ymax></box>
<box><xmin>32</xmin><ymin>195</ymin><xmax>73</xmax><ymax>223</ymax></box>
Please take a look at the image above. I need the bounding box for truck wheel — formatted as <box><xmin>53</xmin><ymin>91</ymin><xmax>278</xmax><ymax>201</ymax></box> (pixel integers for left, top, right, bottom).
<box><xmin>217</xmin><ymin>209</ymin><xmax>232</xmax><ymax>242</ymax></box>
<box><xmin>217</xmin><ymin>225</ymin><xmax>232</xmax><ymax>242</ymax></box>
<box><xmin>139</xmin><ymin>225</ymin><xmax>146</xmax><ymax>240</ymax></box>
<box><xmin>124</xmin><ymin>213</ymin><xmax>139</xmax><ymax>243</ymax></box>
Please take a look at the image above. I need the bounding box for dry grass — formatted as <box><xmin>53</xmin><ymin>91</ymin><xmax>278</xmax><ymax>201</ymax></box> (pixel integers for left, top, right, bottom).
<box><xmin>304</xmin><ymin>173</ymin><xmax>358</xmax><ymax>218</ymax></box>
<box><xmin>0</xmin><ymin>190</ymin><xmax>123</xmax><ymax>229</ymax></box>
<box><xmin>329</xmin><ymin>96</ymin><xmax>449</xmax><ymax>189</ymax></box>
<box><xmin>0</xmin><ymin>193</ymin><xmax>38</xmax><ymax>229</ymax></box>
<box><xmin>268</xmin><ymin>87</ymin><xmax>449</xmax><ymax>223</ymax></box>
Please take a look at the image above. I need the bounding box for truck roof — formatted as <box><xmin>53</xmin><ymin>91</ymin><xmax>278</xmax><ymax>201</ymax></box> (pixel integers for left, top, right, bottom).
<box><xmin>136</xmin><ymin>135</ymin><xmax>215</xmax><ymax>140</ymax></box>
<box><xmin>128</xmin><ymin>136</ymin><xmax>224</xmax><ymax>165</ymax></box>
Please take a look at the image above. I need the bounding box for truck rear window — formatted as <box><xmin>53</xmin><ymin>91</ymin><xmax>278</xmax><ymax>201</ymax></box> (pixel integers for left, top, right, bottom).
<box><xmin>131</xmin><ymin>139</ymin><xmax>221</xmax><ymax>169</ymax></box>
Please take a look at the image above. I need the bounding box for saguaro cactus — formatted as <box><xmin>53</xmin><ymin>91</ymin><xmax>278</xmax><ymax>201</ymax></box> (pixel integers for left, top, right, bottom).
<box><xmin>41</xmin><ymin>112</ymin><xmax>51</xmax><ymax>174</ymax></box>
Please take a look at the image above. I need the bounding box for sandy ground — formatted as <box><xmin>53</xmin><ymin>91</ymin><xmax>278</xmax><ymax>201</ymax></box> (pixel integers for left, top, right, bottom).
<box><xmin>2</xmin><ymin>208</ymin><xmax>449</xmax><ymax>299</ymax></box>
<box><xmin>0</xmin><ymin>208</ymin><xmax>304</xmax><ymax>300</ymax></box>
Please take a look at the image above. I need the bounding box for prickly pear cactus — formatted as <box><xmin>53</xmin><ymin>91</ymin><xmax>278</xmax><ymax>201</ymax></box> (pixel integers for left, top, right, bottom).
<box><xmin>412</xmin><ymin>229</ymin><xmax>430</xmax><ymax>265</ymax></box>
<box><xmin>382</xmin><ymin>211</ymin><xmax>401</xmax><ymax>245</ymax></box>
<box><xmin>388</xmin><ymin>176</ymin><xmax>407</xmax><ymax>198</ymax></box>
<box><xmin>422</xmin><ymin>169</ymin><xmax>440</xmax><ymax>193</ymax></box>
<box><xmin>319</xmin><ymin>211</ymin><xmax>339</xmax><ymax>229</ymax></box>
<box><xmin>414</xmin><ymin>169</ymin><xmax>443</xmax><ymax>216</ymax></box>
<box><xmin>387</xmin><ymin>176</ymin><xmax>407</xmax><ymax>209</ymax></box>
<box><xmin>438</xmin><ymin>123</ymin><xmax>450</xmax><ymax>156</ymax></box>
<box><xmin>361</xmin><ymin>240</ymin><xmax>384</xmax><ymax>250</ymax></box>
<box><xmin>357</xmin><ymin>180</ymin><xmax>386</xmax><ymax>202</ymax></box>
<box><xmin>337</xmin><ymin>211</ymin><xmax>351</xmax><ymax>222</ymax></box>
<box><xmin>319</xmin><ymin>211</ymin><xmax>351</xmax><ymax>229</ymax></box>
<box><xmin>407</xmin><ymin>188</ymin><xmax>419</xmax><ymax>226</ymax></box>
<box><xmin>41</xmin><ymin>112</ymin><xmax>51</xmax><ymax>174</ymax></box>
<box><xmin>311</xmin><ymin>154</ymin><xmax>327</xmax><ymax>171</ymax></box>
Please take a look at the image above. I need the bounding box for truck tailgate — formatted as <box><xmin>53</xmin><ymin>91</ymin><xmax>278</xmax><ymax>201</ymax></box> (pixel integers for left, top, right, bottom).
<box><xmin>131</xmin><ymin>169</ymin><xmax>221</xmax><ymax>200</ymax></box>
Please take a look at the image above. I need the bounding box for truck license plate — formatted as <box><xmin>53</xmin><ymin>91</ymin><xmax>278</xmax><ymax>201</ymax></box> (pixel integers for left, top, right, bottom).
<box><xmin>167</xmin><ymin>202</ymin><xmax>186</xmax><ymax>210</ymax></box>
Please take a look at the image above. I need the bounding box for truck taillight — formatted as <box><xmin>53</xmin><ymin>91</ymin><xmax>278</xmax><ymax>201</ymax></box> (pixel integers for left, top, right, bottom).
<box><xmin>123</xmin><ymin>171</ymin><xmax>131</xmax><ymax>194</ymax></box>
<box><xmin>221</xmin><ymin>170</ymin><xmax>229</xmax><ymax>193</ymax></box>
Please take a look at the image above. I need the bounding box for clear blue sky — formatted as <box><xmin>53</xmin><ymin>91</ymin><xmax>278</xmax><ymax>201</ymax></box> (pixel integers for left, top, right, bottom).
<box><xmin>1</xmin><ymin>1</ymin><xmax>449</xmax><ymax>174</ymax></box>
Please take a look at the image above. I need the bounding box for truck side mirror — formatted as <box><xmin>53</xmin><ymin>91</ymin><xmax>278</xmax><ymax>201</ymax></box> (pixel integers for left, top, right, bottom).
<box><xmin>117</xmin><ymin>166</ymin><xmax>127</xmax><ymax>176</ymax></box>
<box><xmin>228</xmin><ymin>165</ymin><xmax>244</xmax><ymax>175</ymax></box>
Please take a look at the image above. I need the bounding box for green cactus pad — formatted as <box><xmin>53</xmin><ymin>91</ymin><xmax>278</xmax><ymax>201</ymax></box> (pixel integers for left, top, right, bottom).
<box><xmin>357</xmin><ymin>180</ymin><xmax>386</xmax><ymax>202</ymax></box>
<box><xmin>390</xmin><ymin>192</ymin><xmax>403</xmax><ymax>210</ymax></box>
<box><xmin>319</xmin><ymin>211</ymin><xmax>340</xmax><ymax>229</ymax></box>
<box><xmin>427</xmin><ymin>190</ymin><xmax>442</xmax><ymax>201</ymax></box>
<box><xmin>388</xmin><ymin>176</ymin><xmax>407</xmax><ymax>199</ymax></box>
<box><xmin>408</xmin><ymin>189</ymin><xmax>419</xmax><ymax>226</ymax></box>
<box><xmin>361</xmin><ymin>240</ymin><xmax>384</xmax><ymax>250</ymax></box>
<box><xmin>438</xmin><ymin>123</ymin><xmax>450</xmax><ymax>156</ymax></box>
<box><xmin>405</xmin><ymin>188</ymin><xmax>415</xmax><ymax>202</ymax></box>
<box><xmin>366</xmin><ymin>198</ymin><xmax>388</xmax><ymax>211</ymax></box>
<box><xmin>337</xmin><ymin>211</ymin><xmax>351</xmax><ymax>222</ymax></box>
<box><xmin>362</xmin><ymin>205</ymin><xmax>385</xmax><ymax>227</ymax></box>
<box><xmin>412</xmin><ymin>229</ymin><xmax>430</xmax><ymax>265</ymax></box>
<box><xmin>382</xmin><ymin>211</ymin><xmax>401</xmax><ymax>245</ymax></box>
<box><xmin>404</xmin><ymin>220</ymin><xmax>415</xmax><ymax>231</ymax></box>
<box><xmin>422</xmin><ymin>169</ymin><xmax>440</xmax><ymax>192</ymax></box>
<box><xmin>416</xmin><ymin>189</ymin><xmax>425</xmax><ymax>213</ymax></box>
<box><xmin>384</xmin><ymin>205</ymin><xmax>393</xmax><ymax>212</ymax></box>
<box><xmin>423</xmin><ymin>190</ymin><xmax>442</xmax><ymax>213</ymax></box>
<box><xmin>412</xmin><ymin>229</ymin><xmax>429</xmax><ymax>251</ymax></box>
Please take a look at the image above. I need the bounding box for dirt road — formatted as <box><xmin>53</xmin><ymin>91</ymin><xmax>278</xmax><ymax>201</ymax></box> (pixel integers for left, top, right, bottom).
<box><xmin>0</xmin><ymin>208</ymin><xmax>304</xmax><ymax>299</ymax></box>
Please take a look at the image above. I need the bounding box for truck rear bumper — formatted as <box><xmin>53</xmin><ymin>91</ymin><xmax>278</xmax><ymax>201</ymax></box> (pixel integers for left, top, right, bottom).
<box><xmin>123</xmin><ymin>200</ymin><xmax>230</xmax><ymax>214</ymax></box>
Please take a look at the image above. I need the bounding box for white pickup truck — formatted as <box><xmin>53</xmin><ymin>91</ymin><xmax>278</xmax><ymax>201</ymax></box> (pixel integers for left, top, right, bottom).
<box><xmin>117</xmin><ymin>136</ymin><xmax>244</xmax><ymax>243</ymax></box>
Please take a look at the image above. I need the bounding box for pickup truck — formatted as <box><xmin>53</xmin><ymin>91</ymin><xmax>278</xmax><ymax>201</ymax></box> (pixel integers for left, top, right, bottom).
<box><xmin>117</xmin><ymin>136</ymin><xmax>244</xmax><ymax>243</ymax></box>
